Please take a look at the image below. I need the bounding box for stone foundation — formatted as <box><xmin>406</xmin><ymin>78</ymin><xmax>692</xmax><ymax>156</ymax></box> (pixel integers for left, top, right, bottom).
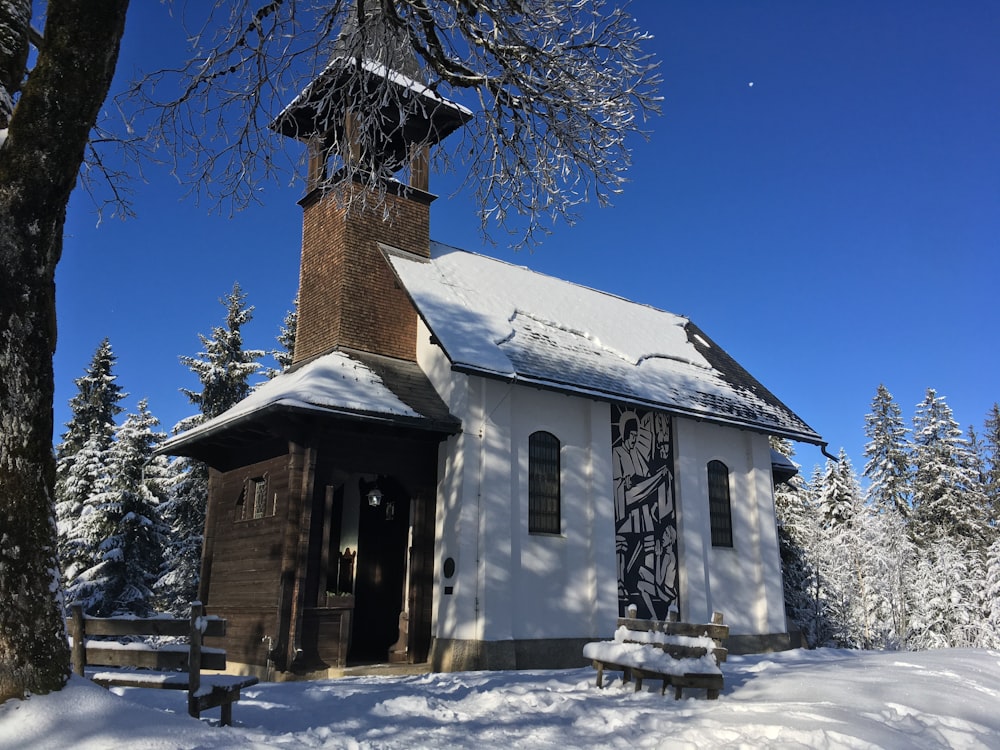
<box><xmin>429</xmin><ymin>637</ymin><xmax>598</xmax><ymax>672</ymax></box>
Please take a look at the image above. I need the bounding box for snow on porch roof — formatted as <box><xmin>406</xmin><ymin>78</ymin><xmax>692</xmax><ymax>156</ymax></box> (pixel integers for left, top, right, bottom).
<box><xmin>160</xmin><ymin>349</ymin><xmax>458</xmax><ymax>455</ymax></box>
<box><xmin>386</xmin><ymin>242</ymin><xmax>823</xmax><ymax>445</ymax></box>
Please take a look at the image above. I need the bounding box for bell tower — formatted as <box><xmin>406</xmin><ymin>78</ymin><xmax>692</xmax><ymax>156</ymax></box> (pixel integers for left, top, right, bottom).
<box><xmin>272</xmin><ymin>4</ymin><xmax>471</xmax><ymax>363</ymax></box>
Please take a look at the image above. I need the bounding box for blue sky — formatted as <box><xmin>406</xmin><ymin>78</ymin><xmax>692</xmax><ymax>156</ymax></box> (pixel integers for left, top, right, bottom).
<box><xmin>55</xmin><ymin>1</ymin><xmax>1000</xmax><ymax>476</ymax></box>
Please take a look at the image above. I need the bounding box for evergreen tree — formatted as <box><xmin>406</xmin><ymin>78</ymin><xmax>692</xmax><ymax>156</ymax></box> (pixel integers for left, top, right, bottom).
<box><xmin>56</xmin><ymin>338</ymin><xmax>125</xmax><ymax>458</ymax></box>
<box><xmin>862</xmin><ymin>384</ymin><xmax>911</xmax><ymax>517</ymax></box>
<box><xmin>158</xmin><ymin>282</ymin><xmax>265</xmax><ymax>612</ymax></box>
<box><xmin>57</xmin><ymin>434</ymin><xmax>112</xmax><ymax>589</ymax></box>
<box><xmin>862</xmin><ymin>507</ymin><xmax>915</xmax><ymax>649</ymax></box>
<box><xmin>179</xmin><ymin>281</ymin><xmax>265</xmax><ymax>420</ymax></box>
<box><xmin>811</xmin><ymin>452</ymin><xmax>877</xmax><ymax>647</ymax></box>
<box><xmin>156</xmin><ymin>456</ymin><xmax>209</xmax><ymax>615</ymax></box>
<box><xmin>266</xmin><ymin>297</ymin><xmax>298</xmax><ymax>379</ymax></box>
<box><xmin>983</xmin><ymin>403</ymin><xmax>1000</xmax><ymax>529</ymax></box>
<box><xmin>965</xmin><ymin>424</ymin><xmax>992</xmax><ymax>544</ymax></box>
<box><xmin>67</xmin><ymin>401</ymin><xmax>168</xmax><ymax>617</ymax></box>
<box><xmin>911</xmin><ymin>389</ymin><xmax>986</xmax><ymax>548</ymax></box>
<box><xmin>785</xmin><ymin>464</ymin><xmax>840</xmax><ymax>648</ymax></box>
<box><xmin>54</xmin><ymin>339</ymin><xmax>126</xmax><ymax>581</ymax></box>
<box><xmin>816</xmin><ymin>449</ymin><xmax>861</xmax><ymax>528</ymax></box>
<box><xmin>907</xmin><ymin>541</ymin><xmax>981</xmax><ymax>649</ymax></box>
<box><xmin>770</xmin><ymin>437</ymin><xmax>819</xmax><ymax>645</ymax></box>
<box><xmin>984</xmin><ymin>539</ymin><xmax>1000</xmax><ymax>648</ymax></box>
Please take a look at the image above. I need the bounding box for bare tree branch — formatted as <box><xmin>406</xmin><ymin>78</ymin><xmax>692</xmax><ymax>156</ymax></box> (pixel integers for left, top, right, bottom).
<box><xmin>125</xmin><ymin>0</ymin><xmax>660</xmax><ymax>247</ymax></box>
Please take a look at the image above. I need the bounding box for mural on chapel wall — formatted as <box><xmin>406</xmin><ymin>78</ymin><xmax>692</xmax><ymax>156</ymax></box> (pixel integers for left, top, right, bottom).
<box><xmin>612</xmin><ymin>404</ymin><xmax>679</xmax><ymax>620</ymax></box>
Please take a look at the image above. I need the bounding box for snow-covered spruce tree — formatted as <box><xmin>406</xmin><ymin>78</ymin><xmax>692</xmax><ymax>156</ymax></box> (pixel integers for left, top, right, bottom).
<box><xmin>770</xmin><ymin>437</ymin><xmax>818</xmax><ymax>645</ymax></box>
<box><xmin>68</xmin><ymin>400</ymin><xmax>168</xmax><ymax>618</ymax></box>
<box><xmin>265</xmin><ymin>297</ymin><xmax>298</xmax><ymax>380</ymax></box>
<box><xmin>964</xmin><ymin>424</ymin><xmax>992</xmax><ymax>541</ymax></box>
<box><xmin>863</xmin><ymin>384</ymin><xmax>911</xmax><ymax>517</ymax></box>
<box><xmin>857</xmin><ymin>386</ymin><xmax>923</xmax><ymax>648</ymax></box>
<box><xmin>57</xmin><ymin>435</ymin><xmax>112</xmax><ymax>598</ymax></box>
<box><xmin>157</xmin><ymin>283</ymin><xmax>264</xmax><ymax>613</ymax></box>
<box><xmin>983</xmin><ymin>403</ymin><xmax>1000</xmax><ymax>530</ymax></box>
<box><xmin>910</xmin><ymin>389</ymin><xmax>988</xmax><ymax>550</ymax></box>
<box><xmin>811</xmin><ymin>450</ymin><xmax>880</xmax><ymax>647</ymax></box>
<box><xmin>0</xmin><ymin>0</ymin><xmax>130</xmax><ymax>700</ymax></box>
<box><xmin>797</xmin><ymin>448</ymin><xmax>911</xmax><ymax>650</ymax></box>
<box><xmin>155</xmin><ymin>454</ymin><xmax>209</xmax><ymax>615</ymax></box>
<box><xmin>816</xmin><ymin>448</ymin><xmax>862</xmax><ymax>528</ymax></box>
<box><xmin>788</xmin><ymin>464</ymin><xmax>839</xmax><ymax>647</ymax></box>
<box><xmin>179</xmin><ymin>282</ymin><xmax>264</xmax><ymax>421</ymax></box>
<box><xmin>55</xmin><ymin>339</ymin><xmax>125</xmax><ymax>459</ymax></box>
<box><xmin>54</xmin><ymin>338</ymin><xmax>126</xmax><ymax>583</ymax></box>
<box><xmin>859</xmin><ymin>504</ymin><xmax>916</xmax><ymax>650</ymax></box>
<box><xmin>984</xmin><ymin>538</ymin><xmax>1000</xmax><ymax>648</ymax></box>
<box><xmin>907</xmin><ymin>540</ymin><xmax>983</xmax><ymax>649</ymax></box>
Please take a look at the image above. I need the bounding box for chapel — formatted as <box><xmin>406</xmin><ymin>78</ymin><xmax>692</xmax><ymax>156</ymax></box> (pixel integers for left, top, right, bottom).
<box><xmin>163</xmin><ymin>6</ymin><xmax>824</xmax><ymax>678</ymax></box>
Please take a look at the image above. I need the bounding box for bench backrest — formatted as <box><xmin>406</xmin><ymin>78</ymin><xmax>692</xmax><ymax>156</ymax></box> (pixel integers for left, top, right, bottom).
<box><xmin>71</xmin><ymin>616</ymin><xmax>226</xmax><ymax>638</ymax></box>
<box><xmin>67</xmin><ymin>603</ymin><xmax>228</xmax><ymax>676</ymax></box>
<box><xmin>616</xmin><ymin>616</ymin><xmax>729</xmax><ymax>643</ymax></box>
<box><xmin>616</xmin><ymin>611</ymin><xmax>729</xmax><ymax>664</ymax></box>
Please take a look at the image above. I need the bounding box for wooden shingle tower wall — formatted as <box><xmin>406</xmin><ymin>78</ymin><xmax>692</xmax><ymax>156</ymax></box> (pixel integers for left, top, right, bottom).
<box><xmin>271</xmin><ymin>3</ymin><xmax>471</xmax><ymax>364</ymax></box>
<box><xmin>295</xmin><ymin>178</ymin><xmax>433</xmax><ymax>362</ymax></box>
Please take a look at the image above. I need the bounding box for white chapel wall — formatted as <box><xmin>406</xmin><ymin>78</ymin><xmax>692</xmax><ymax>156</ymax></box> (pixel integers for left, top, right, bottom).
<box><xmin>505</xmin><ymin>387</ymin><xmax>617</xmax><ymax>641</ymax></box>
<box><xmin>436</xmin><ymin>378</ymin><xmax>617</xmax><ymax>644</ymax></box>
<box><xmin>418</xmin><ymin>316</ymin><xmax>619</xmax><ymax>645</ymax></box>
<box><xmin>673</xmin><ymin>418</ymin><xmax>787</xmax><ymax>636</ymax></box>
<box><xmin>418</xmin><ymin>319</ymin><xmax>787</xmax><ymax>646</ymax></box>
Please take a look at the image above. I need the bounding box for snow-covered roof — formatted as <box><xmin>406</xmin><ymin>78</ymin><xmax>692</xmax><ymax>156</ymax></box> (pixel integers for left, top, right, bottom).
<box><xmin>270</xmin><ymin>55</ymin><xmax>472</xmax><ymax>146</ymax></box>
<box><xmin>160</xmin><ymin>349</ymin><xmax>458</xmax><ymax>456</ymax></box>
<box><xmin>276</xmin><ymin>56</ymin><xmax>473</xmax><ymax>126</ymax></box>
<box><xmin>387</xmin><ymin>242</ymin><xmax>822</xmax><ymax>444</ymax></box>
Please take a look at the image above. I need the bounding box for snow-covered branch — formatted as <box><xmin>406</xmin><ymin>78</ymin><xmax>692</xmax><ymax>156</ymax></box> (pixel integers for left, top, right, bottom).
<box><xmin>126</xmin><ymin>0</ymin><xmax>660</xmax><ymax>248</ymax></box>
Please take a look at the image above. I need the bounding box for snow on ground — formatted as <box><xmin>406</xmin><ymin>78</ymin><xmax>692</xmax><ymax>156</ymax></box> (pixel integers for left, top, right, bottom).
<box><xmin>3</xmin><ymin>648</ymin><xmax>1000</xmax><ymax>749</ymax></box>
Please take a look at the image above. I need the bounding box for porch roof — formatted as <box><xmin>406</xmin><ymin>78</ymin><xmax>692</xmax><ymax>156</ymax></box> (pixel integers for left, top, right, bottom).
<box><xmin>160</xmin><ymin>348</ymin><xmax>459</xmax><ymax>460</ymax></box>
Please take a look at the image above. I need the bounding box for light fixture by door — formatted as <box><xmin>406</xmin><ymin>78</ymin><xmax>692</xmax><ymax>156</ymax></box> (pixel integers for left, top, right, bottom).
<box><xmin>367</xmin><ymin>488</ymin><xmax>383</xmax><ymax>508</ymax></box>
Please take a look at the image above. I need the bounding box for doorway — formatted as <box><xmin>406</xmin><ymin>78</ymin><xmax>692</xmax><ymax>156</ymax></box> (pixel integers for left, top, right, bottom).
<box><xmin>349</xmin><ymin>475</ymin><xmax>411</xmax><ymax>662</ymax></box>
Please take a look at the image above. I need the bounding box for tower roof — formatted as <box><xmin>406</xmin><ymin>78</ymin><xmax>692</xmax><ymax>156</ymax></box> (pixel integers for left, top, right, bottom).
<box><xmin>271</xmin><ymin>3</ymin><xmax>472</xmax><ymax>171</ymax></box>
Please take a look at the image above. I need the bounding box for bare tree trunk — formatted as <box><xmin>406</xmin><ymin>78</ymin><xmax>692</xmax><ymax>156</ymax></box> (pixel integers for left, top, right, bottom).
<box><xmin>0</xmin><ymin>0</ymin><xmax>129</xmax><ymax>702</ymax></box>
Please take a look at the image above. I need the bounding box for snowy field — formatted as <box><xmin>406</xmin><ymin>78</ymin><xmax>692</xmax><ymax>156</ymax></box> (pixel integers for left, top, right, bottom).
<box><xmin>3</xmin><ymin>648</ymin><xmax>1000</xmax><ymax>749</ymax></box>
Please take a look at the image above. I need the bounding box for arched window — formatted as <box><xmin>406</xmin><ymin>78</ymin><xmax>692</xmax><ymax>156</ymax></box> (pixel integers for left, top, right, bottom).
<box><xmin>528</xmin><ymin>431</ymin><xmax>561</xmax><ymax>534</ymax></box>
<box><xmin>707</xmin><ymin>460</ymin><xmax>733</xmax><ymax>547</ymax></box>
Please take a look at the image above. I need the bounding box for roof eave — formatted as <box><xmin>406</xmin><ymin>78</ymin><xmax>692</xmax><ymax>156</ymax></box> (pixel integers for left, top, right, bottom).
<box><xmin>158</xmin><ymin>399</ymin><xmax>460</xmax><ymax>457</ymax></box>
<box><xmin>447</xmin><ymin>362</ymin><xmax>825</xmax><ymax>447</ymax></box>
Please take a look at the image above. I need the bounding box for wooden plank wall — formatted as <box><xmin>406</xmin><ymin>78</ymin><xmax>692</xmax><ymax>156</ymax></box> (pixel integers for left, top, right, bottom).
<box><xmin>206</xmin><ymin>606</ymin><xmax>280</xmax><ymax>668</ymax></box>
<box><xmin>205</xmin><ymin>454</ymin><xmax>290</xmax><ymax>668</ymax></box>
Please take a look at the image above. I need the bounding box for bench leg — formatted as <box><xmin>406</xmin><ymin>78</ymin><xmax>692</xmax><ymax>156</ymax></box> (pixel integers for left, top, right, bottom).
<box><xmin>188</xmin><ymin>696</ymin><xmax>200</xmax><ymax>720</ymax></box>
<box><xmin>622</xmin><ymin>666</ymin><xmax>632</xmax><ymax>686</ymax></box>
<box><xmin>221</xmin><ymin>701</ymin><xmax>233</xmax><ymax>726</ymax></box>
<box><xmin>674</xmin><ymin>686</ymin><xmax>683</xmax><ymax>700</ymax></box>
<box><xmin>707</xmin><ymin>689</ymin><xmax>720</xmax><ymax>700</ymax></box>
<box><xmin>594</xmin><ymin>662</ymin><xmax>605</xmax><ymax>688</ymax></box>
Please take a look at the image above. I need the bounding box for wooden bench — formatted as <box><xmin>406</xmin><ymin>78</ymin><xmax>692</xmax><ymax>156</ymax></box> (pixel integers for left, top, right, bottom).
<box><xmin>68</xmin><ymin>602</ymin><xmax>259</xmax><ymax>726</ymax></box>
<box><xmin>583</xmin><ymin>611</ymin><xmax>729</xmax><ymax>699</ymax></box>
